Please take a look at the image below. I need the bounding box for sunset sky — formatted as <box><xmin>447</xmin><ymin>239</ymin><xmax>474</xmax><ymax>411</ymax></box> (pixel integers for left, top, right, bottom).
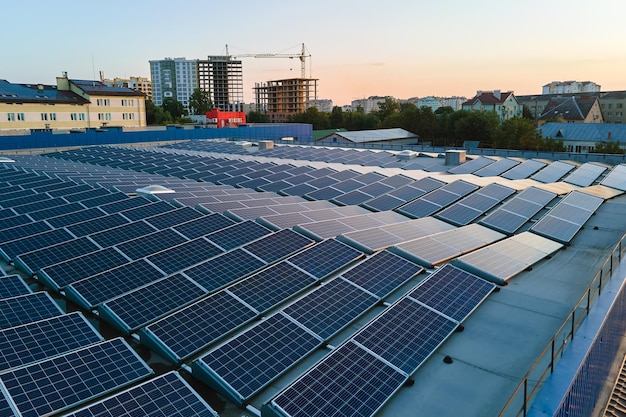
<box><xmin>3</xmin><ymin>0</ymin><xmax>626</xmax><ymax>106</ymax></box>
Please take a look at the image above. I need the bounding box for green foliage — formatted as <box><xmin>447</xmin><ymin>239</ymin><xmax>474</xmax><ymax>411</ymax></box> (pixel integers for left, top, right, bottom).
<box><xmin>287</xmin><ymin>107</ymin><xmax>330</xmax><ymax>130</ymax></box>
<box><xmin>541</xmin><ymin>138</ymin><xmax>566</xmax><ymax>152</ymax></box>
<box><xmin>145</xmin><ymin>98</ymin><xmax>192</xmax><ymax>125</ymax></box>
<box><xmin>375</xmin><ymin>97</ymin><xmax>400</xmax><ymax>124</ymax></box>
<box><xmin>162</xmin><ymin>98</ymin><xmax>186</xmax><ymax>119</ymax></box>
<box><xmin>496</xmin><ymin>117</ymin><xmax>542</xmax><ymax>150</ymax></box>
<box><xmin>189</xmin><ymin>88</ymin><xmax>212</xmax><ymax>115</ymax></box>
<box><xmin>453</xmin><ymin>110</ymin><xmax>501</xmax><ymax>148</ymax></box>
<box><xmin>247</xmin><ymin>111</ymin><xmax>270</xmax><ymax>123</ymax></box>
<box><xmin>591</xmin><ymin>141</ymin><xmax>625</xmax><ymax>154</ymax></box>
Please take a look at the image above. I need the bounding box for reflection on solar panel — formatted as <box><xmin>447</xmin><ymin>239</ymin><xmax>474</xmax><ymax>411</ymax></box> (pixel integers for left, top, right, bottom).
<box><xmin>435</xmin><ymin>183</ymin><xmax>516</xmax><ymax>226</ymax></box>
<box><xmin>362</xmin><ymin>177</ymin><xmax>446</xmax><ymax>211</ymax></box>
<box><xmin>65</xmin><ymin>260</ymin><xmax>166</xmax><ymax>309</ymax></box>
<box><xmin>480</xmin><ymin>187</ymin><xmax>556</xmax><ymax>234</ymax></box>
<box><xmin>65</xmin><ymin>213</ymin><xmax>130</xmax><ymax>238</ymax></box>
<box><xmin>99</xmin><ymin>273</ymin><xmax>207</xmax><ymax>333</ymax></box>
<box><xmin>397</xmin><ymin>180</ymin><xmax>479</xmax><ymax>219</ymax></box>
<box><xmin>205</xmin><ymin>220</ymin><xmax>271</xmax><ymax>250</ymax></box>
<box><xmin>601</xmin><ymin>164</ymin><xmax>626</xmax><ymax>191</ymax></box>
<box><xmin>115</xmin><ymin>228</ymin><xmax>188</xmax><ymax>261</ymax></box>
<box><xmin>0</xmin><ymin>228</ymin><xmax>74</xmax><ymax>262</ymax></box>
<box><xmin>0</xmin><ymin>338</ymin><xmax>152</xmax><ymax>417</ymax></box>
<box><xmin>0</xmin><ymin>221</ymin><xmax>52</xmax><ymax>245</ymax></box>
<box><xmin>530</xmin><ymin>190</ymin><xmax>603</xmax><ymax>243</ymax></box>
<box><xmin>501</xmin><ymin>159</ymin><xmax>547</xmax><ymax>180</ymax></box>
<box><xmin>193</xmin><ymin>313</ymin><xmax>323</xmax><ymax>403</ymax></box>
<box><xmin>63</xmin><ymin>371</ymin><xmax>219</xmax><ymax>417</ymax></box>
<box><xmin>408</xmin><ymin>263</ymin><xmax>495</xmax><ymax>321</ymax></box>
<box><xmin>341</xmin><ymin>250</ymin><xmax>424</xmax><ymax>297</ymax></box>
<box><xmin>287</xmin><ymin>239</ymin><xmax>364</xmax><ymax>279</ymax></box>
<box><xmin>230</xmin><ymin>263</ymin><xmax>316</xmax><ymax>312</ymax></box>
<box><xmin>448</xmin><ymin>156</ymin><xmax>497</xmax><ymax>174</ymax></box>
<box><xmin>295</xmin><ymin>211</ymin><xmax>410</xmax><ymax>241</ymax></box>
<box><xmin>183</xmin><ymin>248</ymin><xmax>266</xmax><ymax>292</ymax></box>
<box><xmin>38</xmin><ymin>247</ymin><xmax>131</xmax><ymax>291</ymax></box>
<box><xmin>473</xmin><ymin>158</ymin><xmax>521</xmax><ymax>177</ymax></box>
<box><xmin>284</xmin><ymin>278</ymin><xmax>379</xmax><ymax>339</ymax></box>
<box><xmin>453</xmin><ymin>231</ymin><xmax>563</xmax><ymax>284</ymax></box>
<box><xmin>140</xmin><ymin>291</ymin><xmax>257</xmax><ymax>363</ymax></box>
<box><xmin>0</xmin><ymin>312</ymin><xmax>102</xmax><ymax>372</ymax></box>
<box><xmin>243</xmin><ymin>229</ymin><xmax>314</xmax><ymax>263</ymax></box>
<box><xmin>143</xmin><ymin>206</ymin><xmax>204</xmax><ymax>229</ymax></box>
<box><xmin>0</xmin><ymin>292</ymin><xmax>63</xmax><ymax>330</ymax></box>
<box><xmin>530</xmin><ymin>160</ymin><xmax>576</xmax><ymax>183</ymax></box>
<box><xmin>390</xmin><ymin>223</ymin><xmax>505</xmax><ymax>268</ymax></box>
<box><xmin>563</xmin><ymin>162</ymin><xmax>608</xmax><ymax>187</ymax></box>
<box><xmin>15</xmin><ymin>236</ymin><xmax>100</xmax><ymax>275</ymax></box>
<box><xmin>0</xmin><ymin>275</ymin><xmax>31</xmax><ymax>299</ymax></box>
<box><xmin>120</xmin><ymin>200</ymin><xmax>176</xmax><ymax>221</ymax></box>
<box><xmin>267</xmin><ymin>341</ymin><xmax>406</xmax><ymax>417</ymax></box>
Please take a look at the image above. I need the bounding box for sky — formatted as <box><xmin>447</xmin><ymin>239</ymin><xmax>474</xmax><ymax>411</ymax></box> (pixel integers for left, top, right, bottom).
<box><xmin>3</xmin><ymin>0</ymin><xmax>626</xmax><ymax>106</ymax></box>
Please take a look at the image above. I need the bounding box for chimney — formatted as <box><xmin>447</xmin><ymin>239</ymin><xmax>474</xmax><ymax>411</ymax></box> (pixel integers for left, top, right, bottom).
<box><xmin>493</xmin><ymin>90</ymin><xmax>501</xmax><ymax>100</ymax></box>
<box><xmin>608</xmin><ymin>132</ymin><xmax>612</xmax><ymax>139</ymax></box>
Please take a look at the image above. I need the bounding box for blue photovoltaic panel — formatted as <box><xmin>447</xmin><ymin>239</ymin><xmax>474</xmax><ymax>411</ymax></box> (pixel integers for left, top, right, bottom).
<box><xmin>115</xmin><ymin>228</ymin><xmax>188</xmax><ymax>261</ymax></box>
<box><xmin>63</xmin><ymin>187</ymin><xmax>112</xmax><ymax>203</ymax></box>
<box><xmin>342</xmin><ymin>250</ymin><xmax>424</xmax><ymax>298</ymax></box>
<box><xmin>601</xmin><ymin>164</ymin><xmax>626</xmax><ymax>191</ymax></box>
<box><xmin>0</xmin><ymin>275</ymin><xmax>32</xmax><ymax>299</ymax></box>
<box><xmin>0</xmin><ymin>221</ymin><xmax>52</xmax><ymax>245</ymax></box>
<box><xmin>45</xmin><ymin>207</ymin><xmax>106</xmax><ymax>228</ymax></box>
<box><xmin>243</xmin><ymin>229</ymin><xmax>313</xmax><ymax>263</ymax></box>
<box><xmin>0</xmin><ymin>292</ymin><xmax>63</xmax><ymax>330</ymax></box>
<box><xmin>38</xmin><ymin>247</ymin><xmax>130</xmax><ymax>290</ymax></box>
<box><xmin>12</xmin><ymin>196</ymin><xmax>71</xmax><ymax>216</ymax></box>
<box><xmin>146</xmin><ymin>238</ymin><xmax>223</xmax><ymax>275</ymax></box>
<box><xmin>0</xmin><ymin>338</ymin><xmax>152</xmax><ymax>417</ymax></box>
<box><xmin>270</xmin><ymin>341</ymin><xmax>406</xmax><ymax>417</ymax></box>
<box><xmin>27</xmin><ymin>202</ymin><xmax>87</xmax><ymax>222</ymax></box>
<box><xmin>354</xmin><ymin>298</ymin><xmax>458</xmax><ymax>373</ymax></box>
<box><xmin>195</xmin><ymin>313</ymin><xmax>322</xmax><ymax>402</ymax></box>
<box><xmin>1</xmin><ymin>192</ymin><xmax>50</xmax><ymax>209</ymax></box>
<box><xmin>0</xmin><ymin>214</ymin><xmax>31</xmax><ymax>230</ymax></box>
<box><xmin>531</xmin><ymin>161</ymin><xmax>576</xmax><ymax>183</ymax></box>
<box><xmin>77</xmin><ymin>191</ymin><xmax>128</xmax><ymax>208</ymax></box>
<box><xmin>63</xmin><ymin>371</ymin><xmax>218</xmax><ymax>417</ymax></box>
<box><xmin>0</xmin><ymin>392</ymin><xmax>12</xmax><ymax>417</ymax></box>
<box><xmin>206</xmin><ymin>220</ymin><xmax>271</xmax><ymax>250</ymax></box>
<box><xmin>229</xmin><ymin>262</ymin><xmax>317</xmax><ymax>312</ymax></box>
<box><xmin>100</xmin><ymin>273</ymin><xmax>207</xmax><ymax>332</ymax></box>
<box><xmin>120</xmin><ymin>201</ymin><xmax>177</xmax><ymax>221</ymax></box>
<box><xmin>397</xmin><ymin>180</ymin><xmax>479</xmax><ymax>219</ymax></box>
<box><xmin>67</xmin><ymin>260</ymin><xmax>166</xmax><ymax>308</ymax></box>
<box><xmin>64</xmin><ymin>212</ymin><xmax>130</xmax><ymax>238</ymax></box>
<box><xmin>283</xmin><ymin>278</ymin><xmax>378</xmax><ymax>339</ymax></box>
<box><xmin>304</xmin><ymin>187</ymin><xmax>344</xmax><ymax>201</ymax></box>
<box><xmin>502</xmin><ymin>159</ymin><xmax>547</xmax><ymax>180</ymax></box>
<box><xmin>15</xmin><ymin>237</ymin><xmax>98</xmax><ymax>275</ymax></box>
<box><xmin>480</xmin><ymin>187</ymin><xmax>556</xmax><ymax>234</ymax></box>
<box><xmin>287</xmin><ymin>239</ymin><xmax>364</xmax><ymax>279</ymax></box>
<box><xmin>143</xmin><ymin>206</ymin><xmax>204</xmax><ymax>229</ymax></box>
<box><xmin>0</xmin><ymin>312</ymin><xmax>102</xmax><ymax>372</ymax></box>
<box><xmin>98</xmin><ymin>195</ymin><xmax>153</xmax><ymax>214</ymax></box>
<box><xmin>408</xmin><ymin>264</ymin><xmax>495</xmax><ymax>322</ymax></box>
<box><xmin>48</xmin><ymin>184</ymin><xmax>93</xmax><ymax>197</ymax></box>
<box><xmin>183</xmin><ymin>248</ymin><xmax>266</xmax><ymax>292</ymax></box>
<box><xmin>1</xmin><ymin>228</ymin><xmax>74</xmax><ymax>261</ymax></box>
<box><xmin>173</xmin><ymin>217</ymin><xmax>235</xmax><ymax>242</ymax></box>
<box><xmin>141</xmin><ymin>291</ymin><xmax>257</xmax><ymax>362</ymax></box>
<box><xmin>87</xmin><ymin>219</ymin><xmax>156</xmax><ymax>247</ymax></box>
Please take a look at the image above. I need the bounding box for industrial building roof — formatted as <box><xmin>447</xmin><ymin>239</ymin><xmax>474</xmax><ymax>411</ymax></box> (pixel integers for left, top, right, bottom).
<box><xmin>0</xmin><ymin>140</ymin><xmax>624</xmax><ymax>417</ymax></box>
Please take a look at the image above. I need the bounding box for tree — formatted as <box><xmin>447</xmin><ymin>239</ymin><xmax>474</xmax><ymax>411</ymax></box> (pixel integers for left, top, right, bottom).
<box><xmin>247</xmin><ymin>111</ymin><xmax>270</xmax><ymax>123</ymax></box>
<box><xmin>453</xmin><ymin>110</ymin><xmax>500</xmax><ymax>148</ymax></box>
<box><xmin>329</xmin><ymin>106</ymin><xmax>344</xmax><ymax>129</ymax></box>
<box><xmin>375</xmin><ymin>97</ymin><xmax>400</xmax><ymax>125</ymax></box>
<box><xmin>591</xmin><ymin>141</ymin><xmax>625</xmax><ymax>154</ymax></box>
<box><xmin>496</xmin><ymin>117</ymin><xmax>542</xmax><ymax>150</ymax></box>
<box><xmin>145</xmin><ymin>100</ymin><xmax>173</xmax><ymax>125</ymax></box>
<box><xmin>162</xmin><ymin>98</ymin><xmax>186</xmax><ymax>120</ymax></box>
<box><xmin>189</xmin><ymin>88</ymin><xmax>212</xmax><ymax>115</ymax></box>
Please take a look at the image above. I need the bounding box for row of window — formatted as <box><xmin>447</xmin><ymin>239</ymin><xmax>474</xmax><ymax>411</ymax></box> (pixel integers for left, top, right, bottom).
<box><xmin>121</xmin><ymin>99</ymin><xmax>134</xmax><ymax>106</ymax></box>
<box><xmin>122</xmin><ymin>113</ymin><xmax>135</xmax><ymax>120</ymax></box>
<box><xmin>605</xmin><ymin>112</ymin><xmax>624</xmax><ymax>118</ymax></box>
<box><xmin>5</xmin><ymin>112</ymin><xmax>142</xmax><ymax>122</ymax></box>
<box><xmin>602</xmin><ymin>103</ymin><xmax>624</xmax><ymax>109</ymax></box>
<box><xmin>98</xmin><ymin>113</ymin><xmax>111</xmax><ymax>121</ymax></box>
<box><xmin>7</xmin><ymin>113</ymin><xmax>25</xmax><ymax>121</ymax></box>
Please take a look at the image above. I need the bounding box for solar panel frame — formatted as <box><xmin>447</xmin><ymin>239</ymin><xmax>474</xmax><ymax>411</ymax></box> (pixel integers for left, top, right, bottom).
<box><xmin>0</xmin><ymin>228</ymin><xmax>75</xmax><ymax>262</ymax></box>
<box><xmin>0</xmin><ymin>275</ymin><xmax>32</xmax><ymax>299</ymax></box>
<box><xmin>0</xmin><ymin>292</ymin><xmax>63</xmax><ymax>330</ymax></box>
<box><xmin>205</xmin><ymin>220</ymin><xmax>271</xmax><ymax>250</ymax></box>
<box><xmin>114</xmin><ymin>228</ymin><xmax>189</xmax><ymax>261</ymax></box>
<box><xmin>243</xmin><ymin>229</ymin><xmax>314</xmax><ymax>264</ymax></box>
<box><xmin>287</xmin><ymin>239</ymin><xmax>364</xmax><ymax>279</ymax></box>
<box><xmin>145</xmin><ymin>237</ymin><xmax>223</xmax><ymax>275</ymax></box>
<box><xmin>14</xmin><ymin>236</ymin><xmax>101</xmax><ymax>275</ymax></box>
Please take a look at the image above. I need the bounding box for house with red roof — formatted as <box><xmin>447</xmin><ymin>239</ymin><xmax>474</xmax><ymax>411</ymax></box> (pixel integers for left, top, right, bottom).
<box><xmin>461</xmin><ymin>90</ymin><xmax>523</xmax><ymax>121</ymax></box>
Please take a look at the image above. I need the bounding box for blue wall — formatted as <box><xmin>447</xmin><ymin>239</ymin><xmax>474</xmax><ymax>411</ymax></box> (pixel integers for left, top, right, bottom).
<box><xmin>0</xmin><ymin>124</ymin><xmax>313</xmax><ymax>151</ymax></box>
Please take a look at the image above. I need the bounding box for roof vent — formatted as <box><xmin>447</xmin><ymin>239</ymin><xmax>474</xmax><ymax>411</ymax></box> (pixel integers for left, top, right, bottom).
<box><xmin>397</xmin><ymin>150</ymin><xmax>417</xmax><ymax>161</ymax></box>
<box><xmin>0</xmin><ymin>157</ymin><xmax>16</xmax><ymax>163</ymax></box>
<box><xmin>135</xmin><ymin>185</ymin><xmax>175</xmax><ymax>195</ymax></box>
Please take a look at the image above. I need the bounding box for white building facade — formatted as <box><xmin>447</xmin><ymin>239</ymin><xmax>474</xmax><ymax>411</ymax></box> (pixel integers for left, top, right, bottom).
<box><xmin>542</xmin><ymin>81</ymin><xmax>601</xmax><ymax>95</ymax></box>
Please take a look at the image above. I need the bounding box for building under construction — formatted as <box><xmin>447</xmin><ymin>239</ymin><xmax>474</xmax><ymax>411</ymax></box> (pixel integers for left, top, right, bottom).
<box><xmin>197</xmin><ymin>56</ymin><xmax>244</xmax><ymax>112</ymax></box>
<box><xmin>253</xmin><ymin>78</ymin><xmax>318</xmax><ymax>123</ymax></box>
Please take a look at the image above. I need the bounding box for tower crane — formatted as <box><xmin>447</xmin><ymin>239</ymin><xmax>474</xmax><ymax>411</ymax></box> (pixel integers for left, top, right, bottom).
<box><xmin>226</xmin><ymin>43</ymin><xmax>311</xmax><ymax>78</ymax></box>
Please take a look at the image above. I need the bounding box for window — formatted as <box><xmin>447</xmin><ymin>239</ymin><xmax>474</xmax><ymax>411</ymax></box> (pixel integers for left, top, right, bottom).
<box><xmin>618</xmin><ymin>103</ymin><xmax>623</xmax><ymax>109</ymax></box>
<box><xmin>7</xmin><ymin>113</ymin><xmax>15</xmax><ymax>121</ymax></box>
<box><xmin>105</xmin><ymin>113</ymin><xmax>111</xmax><ymax>121</ymax></box>
<box><xmin>617</xmin><ymin>112</ymin><xmax>623</xmax><ymax>117</ymax></box>
<box><xmin>98</xmin><ymin>113</ymin><xmax>104</xmax><ymax>121</ymax></box>
<box><xmin>105</xmin><ymin>99</ymin><xmax>110</xmax><ymax>106</ymax></box>
<box><xmin>49</xmin><ymin>113</ymin><xmax>56</xmax><ymax>121</ymax></box>
<box><xmin>79</xmin><ymin>113</ymin><xmax>85</xmax><ymax>121</ymax></box>
<box><xmin>71</xmin><ymin>113</ymin><xmax>77</xmax><ymax>121</ymax></box>
<box><xmin>97</xmin><ymin>99</ymin><xmax>103</xmax><ymax>106</ymax></box>
<box><xmin>607</xmin><ymin>112</ymin><xmax>612</xmax><ymax>117</ymax></box>
<box><xmin>17</xmin><ymin>113</ymin><xmax>24</xmax><ymax>121</ymax></box>
<box><xmin>41</xmin><ymin>113</ymin><xmax>48</xmax><ymax>121</ymax></box>
<box><xmin>129</xmin><ymin>113</ymin><xmax>134</xmax><ymax>120</ymax></box>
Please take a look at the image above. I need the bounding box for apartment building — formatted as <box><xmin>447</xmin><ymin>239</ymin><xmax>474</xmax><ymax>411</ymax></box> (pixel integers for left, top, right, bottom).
<box><xmin>462</xmin><ymin>90</ymin><xmax>523</xmax><ymax>121</ymax></box>
<box><xmin>102</xmin><ymin>76</ymin><xmax>152</xmax><ymax>101</ymax></box>
<box><xmin>149</xmin><ymin>58</ymin><xmax>198</xmax><ymax>110</ymax></box>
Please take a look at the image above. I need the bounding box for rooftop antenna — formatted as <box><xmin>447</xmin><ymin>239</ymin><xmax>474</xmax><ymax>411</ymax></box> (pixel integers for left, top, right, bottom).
<box><xmin>91</xmin><ymin>53</ymin><xmax>96</xmax><ymax>86</ymax></box>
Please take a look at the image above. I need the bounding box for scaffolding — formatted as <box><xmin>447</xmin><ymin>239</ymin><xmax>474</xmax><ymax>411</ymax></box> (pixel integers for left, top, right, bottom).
<box><xmin>253</xmin><ymin>78</ymin><xmax>318</xmax><ymax>123</ymax></box>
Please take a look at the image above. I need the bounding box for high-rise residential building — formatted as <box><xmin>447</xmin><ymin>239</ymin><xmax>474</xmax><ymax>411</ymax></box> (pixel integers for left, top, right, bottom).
<box><xmin>308</xmin><ymin>99</ymin><xmax>333</xmax><ymax>113</ymax></box>
<box><xmin>198</xmin><ymin>56</ymin><xmax>244</xmax><ymax>112</ymax></box>
<box><xmin>149</xmin><ymin>58</ymin><xmax>198</xmax><ymax>111</ymax></box>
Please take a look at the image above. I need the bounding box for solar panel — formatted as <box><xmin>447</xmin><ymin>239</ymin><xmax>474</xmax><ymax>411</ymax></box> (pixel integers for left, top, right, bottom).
<box><xmin>0</xmin><ymin>275</ymin><xmax>32</xmax><ymax>299</ymax></box>
<box><xmin>601</xmin><ymin>164</ymin><xmax>626</xmax><ymax>191</ymax></box>
<box><xmin>205</xmin><ymin>220</ymin><xmax>271</xmax><ymax>250</ymax></box>
<box><xmin>397</xmin><ymin>180</ymin><xmax>479</xmax><ymax>219</ymax></box>
<box><xmin>99</xmin><ymin>273</ymin><xmax>207</xmax><ymax>333</ymax></box>
<box><xmin>183</xmin><ymin>248</ymin><xmax>266</xmax><ymax>292</ymax></box>
<box><xmin>0</xmin><ymin>221</ymin><xmax>52</xmax><ymax>245</ymax></box>
<box><xmin>408</xmin><ymin>264</ymin><xmax>495</xmax><ymax>321</ymax></box>
<box><xmin>287</xmin><ymin>239</ymin><xmax>364</xmax><ymax>279</ymax></box>
<box><xmin>140</xmin><ymin>291</ymin><xmax>257</xmax><ymax>363</ymax></box>
<box><xmin>268</xmin><ymin>341</ymin><xmax>406</xmax><ymax>417</ymax></box>
<box><xmin>0</xmin><ymin>292</ymin><xmax>63</xmax><ymax>330</ymax></box>
<box><xmin>27</xmin><ymin>201</ymin><xmax>87</xmax><ymax>221</ymax></box>
<box><xmin>530</xmin><ymin>160</ymin><xmax>576</xmax><ymax>183</ymax></box>
<box><xmin>563</xmin><ymin>162</ymin><xmax>607</xmax><ymax>187</ymax></box>
<box><xmin>14</xmin><ymin>236</ymin><xmax>100</xmax><ymax>275</ymax></box>
<box><xmin>243</xmin><ymin>229</ymin><xmax>314</xmax><ymax>263</ymax></box>
<box><xmin>98</xmin><ymin>195</ymin><xmax>153</xmax><ymax>213</ymax></box>
<box><xmin>65</xmin><ymin>260</ymin><xmax>166</xmax><ymax>309</ymax></box>
<box><xmin>341</xmin><ymin>250</ymin><xmax>424</xmax><ymax>297</ymax></box>
<box><xmin>283</xmin><ymin>278</ymin><xmax>379</xmax><ymax>339</ymax></box>
<box><xmin>194</xmin><ymin>312</ymin><xmax>323</xmax><ymax>403</ymax></box>
<box><xmin>448</xmin><ymin>156</ymin><xmax>496</xmax><ymax>174</ymax></box>
<box><xmin>473</xmin><ymin>158</ymin><xmax>520</xmax><ymax>177</ymax></box>
<box><xmin>120</xmin><ymin>200</ymin><xmax>177</xmax><ymax>221</ymax></box>
<box><xmin>63</xmin><ymin>187</ymin><xmax>112</xmax><ymax>203</ymax></box>
<box><xmin>115</xmin><ymin>228</ymin><xmax>188</xmax><ymax>261</ymax></box>
<box><xmin>77</xmin><ymin>191</ymin><xmax>128</xmax><ymax>208</ymax></box>
<box><xmin>63</xmin><ymin>371</ymin><xmax>219</xmax><ymax>417</ymax></box>
<box><xmin>501</xmin><ymin>159</ymin><xmax>547</xmax><ymax>180</ymax></box>
<box><xmin>146</xmin><ymin>238</ymin><xmax>223</xmax><ymax>275</ymax></box>
<box><xmin>0</xmin><ymin>312</ymin><xmax>102</xmax><ymax>372</ymax></box>
<box><xmin>38</xmin><ymin>247</ymin><xmax>131</xmax><ymax>291</ymax></box>
<box><xmin>304</xmin><ymin>186</ymin><xmax>344</xmax><ymax>201</ymax></box>
<box><xmin>0</xmin><ymin>338</ymin><xmax>152</xmax><ymax>417</ymax></box>
<box><xmin>44</xmin><ymin>207</ymin><xmax>105</xmax><ymax>228</ymax></box>
<box><xmin>332</xmin><ymin>189</ymin><xmax>375</xmax><ymax>206</ymax></box>
<box><xmin>143</xmin><ymin>206</ymin><xmax>204</xmax><ymax>229</ymax></box>
<box><xmin>88</xmin><ymin>220</ymin><xmax>157</xmax><ymax>248</ymax></box>
<box><xmin>0</xmin><ymin>228</ymin><xmax>74</xmax><ymax>262</ymax></box>
<box><xmin>354</xmin><ymin>297</ymin><xmax>458</xmax><ymax>373</ymax></box>
<box><xmin>435</xmin><ymin>183</ymin><xmax>516</xmax><ymax>226</ymax></box>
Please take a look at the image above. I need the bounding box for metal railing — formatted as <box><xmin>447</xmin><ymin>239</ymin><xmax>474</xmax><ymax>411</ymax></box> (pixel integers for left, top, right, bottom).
<box><xmin>498</xmin><ymin>237</ymin><xmax>626</xmax><ymax>417</ymax></box>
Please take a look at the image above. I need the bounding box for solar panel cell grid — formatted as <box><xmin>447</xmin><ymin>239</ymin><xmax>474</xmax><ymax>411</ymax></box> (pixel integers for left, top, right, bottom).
<box><xmin>115</xmin><ymin>228</ymin><xmax>188</xmax><ymax>261</ymax></box>
<box><xmin>0</xmin><ymin>275</ymin><xmax>32</xmax><ymax>299</ymax></box>
<box><xmin>15</xmin><ymin>237</ymin><xmax>100</xmax><ymax>275</ymax></box>
<box><xmin>243</xmin><ymin>229</ymin><xmax>313</xmax><ymax>263</ymax></box>
<box><xmin>206</xmin><ymin>221</ymin><xmax>271</xmax><ymax>251</ymax></box>
<box><xmin>183</xmin><ymin>249</ymin><xmax>266</xmax><ymax>292</ymax></box>
<box><xmin>287</xmin><ymin>239</ymin><xmax>364</xmax><ymax>279</ymax></box>
<box><xmin>0</xmin><ymin>292</ymin><xmax>63</xmax><ymax>330</ymax></box>
<box><xmin>146</xmin><ymin>238</ymin><xmax>223</xmax><ymax>275</ymax></box>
